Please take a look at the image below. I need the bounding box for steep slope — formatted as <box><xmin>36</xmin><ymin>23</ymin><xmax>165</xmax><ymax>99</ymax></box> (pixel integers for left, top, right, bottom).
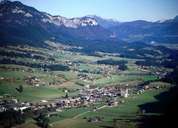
<box><xmin>0</xmin><ymin>0</ymin><xmax>53</xmax><ymax>46</ymax></box>
<box><xmin>0</xmin><ymin>0</ymin><xmax>114</xmax><ymax>46</ymax></box>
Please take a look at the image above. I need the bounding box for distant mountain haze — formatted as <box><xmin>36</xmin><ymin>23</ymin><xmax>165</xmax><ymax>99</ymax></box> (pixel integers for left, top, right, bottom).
<box><xmin>0</xmin><ymin>0</ymin><xmax>178</xmax><ymax>47</ymax></box>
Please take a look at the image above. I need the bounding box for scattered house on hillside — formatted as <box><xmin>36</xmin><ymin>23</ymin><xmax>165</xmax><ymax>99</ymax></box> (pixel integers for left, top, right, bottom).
<box><xmin>0</xmin><ymin>77</ymin><xmax>4</xmax><ymax>80</ymax></box>
<box><xmin>40</xmin><ymin>100</ymin><xmax>48</xmax><ymax>103</ymax></box>
<box><xmin>87</xmin><ymin>116</ymin><xmax>102</xmax><ymax>123</ymax></box>
<box><xmin>25</xmin><ymin>76</ymin><xmax>41</xmax><ymax>86</ymax></box>
<box><xmin>120</xmin><ymin>88</ymin><xmax>129</xmax><ymax>98</ymax></box>
<box><xmin>144</xmin><ymin>85</ymin><xmax>149</xmax><ymax>90</ymax></box>
<box><xmin>85</xmin><ymin>84</ymin><xmax>90</xmax><ymax>89</ymax></box>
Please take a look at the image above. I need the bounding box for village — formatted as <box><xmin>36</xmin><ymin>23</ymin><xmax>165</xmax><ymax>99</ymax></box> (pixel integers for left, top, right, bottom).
<box><xmin>0</xmin><ymin>80</ymin><xmax>160</xmax><ymax>115</ymax></box>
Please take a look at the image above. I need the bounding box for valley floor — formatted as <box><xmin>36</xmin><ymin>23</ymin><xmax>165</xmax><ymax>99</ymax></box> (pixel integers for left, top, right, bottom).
<box><xmin>0</xmin><ymin>45</ymin><xmax>175</xmax><ymax>128</ymax></box>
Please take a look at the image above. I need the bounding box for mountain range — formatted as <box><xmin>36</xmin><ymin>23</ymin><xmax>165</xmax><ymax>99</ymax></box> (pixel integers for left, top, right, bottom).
<box><xmin>0</xmin><ymin>0</ymin><xmax>178</xmax><ymax>48</ymax></box>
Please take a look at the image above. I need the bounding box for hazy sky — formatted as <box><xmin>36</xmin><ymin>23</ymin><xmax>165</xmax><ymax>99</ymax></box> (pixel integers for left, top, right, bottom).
<box><xmin>12</xmin><ymin>0</ymin><xmax>178</xmax><ymax>21</ymax></box>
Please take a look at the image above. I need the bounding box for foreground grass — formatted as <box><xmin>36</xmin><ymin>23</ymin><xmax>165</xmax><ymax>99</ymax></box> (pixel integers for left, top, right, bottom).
<box><xmin>0</xmin><ymin>83</ymin><xmax>65</xmax><ymax>102</ymax></box>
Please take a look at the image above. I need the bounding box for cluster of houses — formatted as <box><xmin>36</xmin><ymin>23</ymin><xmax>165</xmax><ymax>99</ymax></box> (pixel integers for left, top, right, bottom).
<box><xmin>100</xmin><ymin>65</ymin><xmax>118</xmax><ymax>76</ymax></box>
<box><xmin>78</xmin><ymin>73</ymin><xmax>94</xmax><ymax>82</ymax></box>
<box><xmin>0</xmin><ymin>96</ymin><xmax>30</xmax><ymax>112</ymax></box>
<box><xmin>79</xmin><ymin>86</ymin><xmax>128</xmax><ymax>101</ymax></box>
<box><xmin>0</xmin><ymin>85</ymin><xmax>130</xmax><ymax>114</ymax></box>
<box><xmin>41</xmin><ymin>86</ymin><xmax>125</xmax><ymax>110</ymax></box>
<box><xmin>25</xmin><ymin>76</ymin><xmax>42</xmax><ymax>87</ymax></box>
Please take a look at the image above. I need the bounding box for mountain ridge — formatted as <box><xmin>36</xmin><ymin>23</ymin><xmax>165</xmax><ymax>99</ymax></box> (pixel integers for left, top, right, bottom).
<box><xmin>0</xmin><ymin>0</ymin><xmax>178</xmax><ymax>47</ymax></box>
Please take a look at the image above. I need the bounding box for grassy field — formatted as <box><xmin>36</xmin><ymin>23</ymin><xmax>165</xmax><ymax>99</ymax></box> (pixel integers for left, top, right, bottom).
<box><xmin>93</xmin><ymin>74</ymin><xmax>158</xmax><ymax>86</ymax></box>
<box><xmin>0</xmin><ymin>82</ymin><xmax>65</xmax><ymax>102</ymax></box>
